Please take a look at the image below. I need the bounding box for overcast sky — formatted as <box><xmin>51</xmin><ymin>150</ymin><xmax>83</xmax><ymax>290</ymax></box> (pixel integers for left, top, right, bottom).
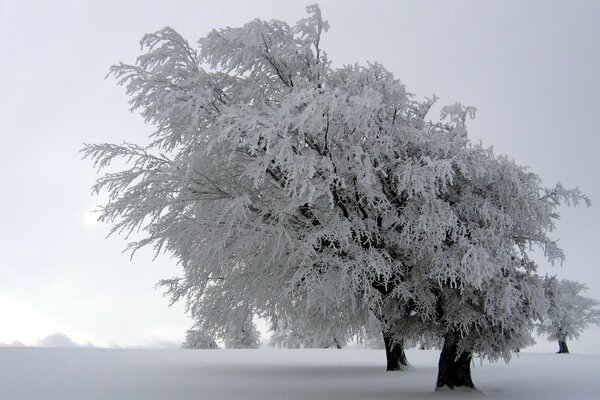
<box><xmin>0</xmin><ymin>0</ymin><xmax>598</xmax><ymax>352</ymax></box>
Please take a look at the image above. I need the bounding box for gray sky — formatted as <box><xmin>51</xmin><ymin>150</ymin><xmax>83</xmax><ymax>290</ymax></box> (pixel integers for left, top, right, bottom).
<box><xmin>1</xmin><ymin>0</ymin><xmax>598</xmax><ymax>352</ymax></box>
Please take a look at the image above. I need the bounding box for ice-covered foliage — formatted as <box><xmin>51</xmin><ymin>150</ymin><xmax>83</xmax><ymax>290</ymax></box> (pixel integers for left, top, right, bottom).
<box><xmin>537</xmin><ymin>277</ymin><xmax>600</xmax><ymax>350</ymax></box>
<box><xmin>182</xmin><ymin>329</ymin><xmax>219</xmax><ymax>349</ymax></box>
<box><xmin>83</xmin><ymin>4</ymin><xmax>589</xmax><ymax>388</ymax></box>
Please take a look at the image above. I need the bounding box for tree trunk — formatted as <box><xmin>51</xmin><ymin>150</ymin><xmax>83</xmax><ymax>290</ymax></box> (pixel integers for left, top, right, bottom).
<box><xmin>436</xmin><ymin>331</ymin><xmax>475</xmax><ymax>390</ymax></box>
<box><xmin>558</xmin><ymin>339</ymin><xmax>569</xmax><ymax>354</ymax></box>
<box><xmin>383</xmin><ymin>332</ymin><xmax>408</xmax><ymax>371</ymax></box>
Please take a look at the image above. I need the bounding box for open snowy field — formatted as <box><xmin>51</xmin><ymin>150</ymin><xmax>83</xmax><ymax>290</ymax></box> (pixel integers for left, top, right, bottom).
<box><xmin>1</xmin><ymin>348</ymin><xmax>598</xmax><ymax>400</ymax></box>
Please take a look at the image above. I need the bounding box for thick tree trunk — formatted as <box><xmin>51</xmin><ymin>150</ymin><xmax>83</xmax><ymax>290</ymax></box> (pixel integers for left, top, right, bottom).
<box><xmin>557</xmin><ymin>339</ymin><xmax>569</xmax><ymax>354</ymax></box>
<box><xmin>436</xmin><ymin>331</ymin><xmax>475</xmax><ymax>390</ymax></box>
<box><xmin>383</xmin><ymin>333</ymin><xmax>408</xmax><ymax>371</ymax></box>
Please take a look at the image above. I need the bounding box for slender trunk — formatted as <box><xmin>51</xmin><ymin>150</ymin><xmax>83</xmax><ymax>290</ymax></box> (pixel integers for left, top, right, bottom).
<box><xmin>383</xmin><ymin>332</ymin><xmax>408</xmax><ymax>371</ymax></box>
<box><xmin>436</xmin><ymin>331</ymin><xmax>475</xmax><ymax>390</ymax></box>
<box><xmin>558</xmin><ymin>339</ymin><xmax>569</xmax><ymax>354</ymax></box>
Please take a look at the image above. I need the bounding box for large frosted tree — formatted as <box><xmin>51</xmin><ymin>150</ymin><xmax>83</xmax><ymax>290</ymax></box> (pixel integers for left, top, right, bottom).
<box><xmin>83</xmin><ymin>5</ymin><xmax>588</xmax><ymax>390</ymax></box>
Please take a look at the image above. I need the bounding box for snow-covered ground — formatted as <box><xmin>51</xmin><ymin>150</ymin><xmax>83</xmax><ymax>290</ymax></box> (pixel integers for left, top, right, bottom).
<box><xmin>1</xmin><ymin>348</ymin><xmax>598</xmax><ymax>399</ymax></box>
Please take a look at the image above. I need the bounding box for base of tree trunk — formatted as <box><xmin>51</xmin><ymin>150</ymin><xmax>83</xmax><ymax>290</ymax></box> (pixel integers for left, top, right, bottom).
<box><xmin>557</xmin><ymin>340</ymin><xmax>569</xmax><ymax>354</ymax></box>
<box><xmin>383</xmin><ymin>335</ymin><xmax>408</xmax><ymax>371</ymax></box>
<box><xmin>436</xmin><ymin>332</ymin><xmax>475</xmax><ymax>390</ymax></box>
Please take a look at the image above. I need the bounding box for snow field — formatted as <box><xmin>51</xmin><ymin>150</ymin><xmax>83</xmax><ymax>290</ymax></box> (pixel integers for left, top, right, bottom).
<box><xmin>1</xmin><ymin>348</ymin><xmax>599</xmax><ymax>399</ymax></box>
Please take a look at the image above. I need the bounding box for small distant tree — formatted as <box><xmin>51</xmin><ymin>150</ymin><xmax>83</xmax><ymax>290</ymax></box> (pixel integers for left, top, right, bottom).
<box><xmin>182</xmin><ymin>329</ymin><xmax>219</xmax><ymax>349</ymax></box>
<box><xmin>269</xmin><ymin>327</ymin><xmax>302</xmax><ymax>348</ymax></box>
<box><xmin>270</xmin><ymin>326</ymin><xmax>344</xmax><ymax>349</ymax></box>
<box><xmin>269</xmin><ymin>317</ymin><xmax>347</xmax><ymax>349</ymax></box>
<box><xmin>223</xmin><ymin>313</ymin><xmax>261</xmax><ymax>349</ymax></box>
<box><xmin>538</xmin><ymin>277</ymin><xmax>600</xmax><ymax>354</ymax></box>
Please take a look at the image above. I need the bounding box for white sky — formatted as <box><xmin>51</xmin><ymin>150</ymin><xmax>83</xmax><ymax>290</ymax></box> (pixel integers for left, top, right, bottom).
<box><xmin>0</xmin><ymin>0</ymin><xmax>598</xmax><ymax>351</ymax></box>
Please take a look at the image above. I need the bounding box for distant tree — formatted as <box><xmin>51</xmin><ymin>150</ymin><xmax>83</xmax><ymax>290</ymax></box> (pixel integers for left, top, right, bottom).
<box><xmin>269</xmin><ymin>327</ymin><xmax>302</xmax><ymax>349</ymax></box>
<box><xmin>182</xmin><ymin>329</ymin><xmax>219</xmax><ymax>349</ymax></box>
<box><xmin>269</xmin><ymin>314</ymin><xmax>348</xmax><ymax>349</ymax></box>
<box><xmin>269</xmin><ymin>326</ymin><xmax>344</xmax><ymax>349</ymax></box>
<box><xmin>538</xmin><ymin>277</ymin><xmax>600</xmax><ymax>354</ymax></box>
<box><xmin>222</xmin><ymin>310</ymin><xmax>261</xmax><ymax>349</ymax></box>
<box><xmin>83</xmin><ymin>4</ymin><xmax>588</xmax><ymax>391</ymax></box>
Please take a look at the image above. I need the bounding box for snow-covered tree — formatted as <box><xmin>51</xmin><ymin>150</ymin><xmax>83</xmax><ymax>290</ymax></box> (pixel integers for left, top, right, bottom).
<box><xmin>83</xmin><ymin>4</ymin><xmax>588</xmax><ymax>391</ymax></box>
<box><xmin>269</xmin><ymin>325</ymin><xmax>344</xmax><ymax>349</ymax></box>
<box><xmin>223</xmin><ymin>312</ymin><xmax>261</xmax><ymax>349</ymax></box>
<box><xmin>269</xmin><ymin>310</ymin><xmax>349</xmax><ymax>349</ymax></box>
<box><xmin>182</xmin><ymin>329</ymin><xmax>219</xmax><ymax>349</ymax></box>
<box><xmin>538</xmin><ymin>277</ymin><xmax>600</xmax><ymax>354</ymax></box>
